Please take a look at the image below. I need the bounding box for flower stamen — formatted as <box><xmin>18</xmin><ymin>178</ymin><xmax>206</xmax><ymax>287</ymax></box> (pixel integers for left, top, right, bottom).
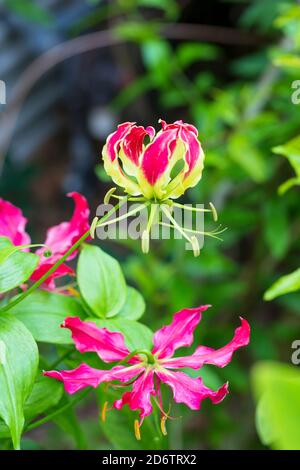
<box><xmin>101</xmin><ymin>401</ymin><xmax>109</xmax><ymax>422</ymax></box>
<box><xmin>134</xmin><ymin>419</ymin><xmax>141</xmax><ymax>441</ymax></box>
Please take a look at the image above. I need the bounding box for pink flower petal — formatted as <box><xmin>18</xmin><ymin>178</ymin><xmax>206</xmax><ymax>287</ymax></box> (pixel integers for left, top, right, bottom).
<box><xmin>44</xmin><ymin>363</ymin><xmax>144</xmax><ymax>395</ymax></box>
<box><xmin>122</xmin><ymin>125</ymin><xmax>155</xmax><ymax>166</ymax></box>
<box><xmin>37</xmin><ymin>192</ymin><xmax>90</xmax><ymax>260</ymax></box>
<box><xmin>152</xmin><ymin>305</ymin><xmax>211</xmax><ymax>359</ymax></box>
<box><xmin>31</xmin><ymin>192</ymin><xmax>90</xmax><ymax>290</ymax></box>
<box><xmin>156</xmin><ymin>369</ymin><xmax>228</xmax><ymax>410</ymax></box>
<box><xmin>140</xmin><ymin>128</ymin><xmax>178</xmax><ymax>185</ymax></box>
<box><xmin>62</xmin><ymin>317</ymin><xmax>131</xmax><ymax>363</ymax></box>
<box><xmin>159</xmin><ymin>120</ymin><xmax>202</xmax><ymax>177</ymax></box>
<box><xmin>114</xmin><ymin>369</ymin><xmax>156</xmax><ymax>422</ymax></box>
<box><xmin>0</xmin><ymin>198</ymin><xmax>30</xmax><ymax>246</ymax></box>
<box><xmin>106</xmin><ymin>122</ymin><xmax>135</xmax><ymax>162</ymax></box>
<box><xmin>30</xmin><ymin>262</ymin><xmax>74</xmax><ymax>290</ymax></box>
<box><xmin>161</xmin><ymin>318</ymin><xmax>250</xmax><ymax>370</ymax></box>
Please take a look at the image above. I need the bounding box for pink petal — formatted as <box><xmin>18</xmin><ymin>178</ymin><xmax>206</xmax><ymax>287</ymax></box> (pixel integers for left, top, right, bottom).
<box><xmin>44</xmin><ymin>363</ymin><xmax>144</xmax><ymax>395</ymax></box>
<box><xmin>156</xmin><ymin>369</ymin><xmax>228</xmax><ymax>410</ymax></box>
<box><xmin>122</xmin><ymin>125</ymin><xmax>155</xmax><ymax>166</ymax></box>
<box><xmin>31</xmin><ymin>192</ymin><xmax>90</xmax><ymax>289</ymax></box>
<box><xmin>161</xmin><ymin>318</ymin><xmax>250</xmax><ymax>370</ymax></box>
<box><xmin>30</xmin><ymin>262</ymin><xmax>74</xmax><ymax>290</ymax></box>
<box><xmin>152</xmin><ymin>305</ymin><xmax>211</xmax><ymax>359</ymax></box>
<box><xmin>0</xmin><ymin>198</ymin><xmax>30</xmax><ymax>246</ymax></box>
<box><xmin>114</xmin><ymin>369</ymin><xmax>156</xmax><ymax>422</ymax></box>
<box><xmin>37</xmin><ymin>192</ymin><xmax>90</xmax><ymax>260</ymax></box>
<box><xmin>140</xmin><ymin>128</ymin><xmax>178</xmax><ymax>185</ymax></box>
<box><xmin>106</xmin><ymin>122</ymin><xmax>135</xmax><ymax>162</ymax></box>
<box><xmin>179</xmin><ymin>126</ymin><xmax>202</xmax><ymax>176</ymax></box>
<box><xmin>61</xmin><ymin>317</ymin><xmax>131</xmax><ymax>363</ymax></box>
<box><xmin>159</xmin><ymin>120</ymin><xmax>202</xmax><ymax>177</ymax></box>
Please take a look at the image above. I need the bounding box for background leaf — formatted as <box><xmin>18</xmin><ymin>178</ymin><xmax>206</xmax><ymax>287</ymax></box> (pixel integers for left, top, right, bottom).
<box><xmin>116</xmin><ymin>286</ymin><xmax>146</xmax><ymax>320</ymax></box>
<box><xmin>89</xmin><ymin>318</ymin><xmax>153</xmax><ymax>350</ymax></box>
<box><xmin>264</xmin><ymin>268</ymin><xmax>300</xmax><ymax>300</ymax></box>
<box><xmin>0</xmin><ymin>237</ymin><xmax>39</xmax><ymax>293</ymax></box>
<box><xmin>252</xmin><ymin>362</ymin><xmax>300</xmax><ymax>450</ymax></box>
<box><xmin>77</xmin><ymin>244</ymin><xmax>127</xmax><ymax>318</ymax></box>
<box><xmin>8</xmin><ymin>290</ymin><xmax>86</xmax><ymax>344</ymax></box>
<box><xmin>0</xmin><ymin>316</ymin><xmax>38</xmax><ymax>449</ymax></box>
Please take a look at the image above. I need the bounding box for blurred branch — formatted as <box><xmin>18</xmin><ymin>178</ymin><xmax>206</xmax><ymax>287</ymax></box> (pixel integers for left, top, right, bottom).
<box><xmin>162</xmin><ymin>22</ymin><xmax>263</xmax><ymax>46</ymax></box>
<box><xmin>0</xmin><ymin>23</ymin><xmax>263</xmax><ymax>172</ymax></box>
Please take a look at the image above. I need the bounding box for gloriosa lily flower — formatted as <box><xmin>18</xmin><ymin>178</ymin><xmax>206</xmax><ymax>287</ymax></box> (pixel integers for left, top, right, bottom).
<box><xmin>0</xmin><ymin>192</ymin><xmax>90</xmax><ymax>290</ymax></box>
<box><xmin>100</xmin><ymin>119</ymin><xmax>224</xmax><ymax>256</ymax></box>
<box><xmin>102</xmin><ymin>119</ymin><xmax>204</xmax><ymax>201</ymax></box>
<box><xmin>44</xmin><ymin>306</ymin><xmax>250</xmax><ymax>439</ymax></box>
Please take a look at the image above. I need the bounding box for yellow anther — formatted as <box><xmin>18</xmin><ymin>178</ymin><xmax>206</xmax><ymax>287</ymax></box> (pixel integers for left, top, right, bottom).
<box><xmin>190</xmin><ymin>235</ymin><xmax>200</xmax><ymax>257</ymax></box>
<box><xmin>90</xmin><ymin>216</ymin><xmax>99</xmax><ymax>239</ymax></box>
<box><xmin>67</xmin><ymin>287</ymin><xmax>80</xmax><ymax>297</ymax></box>
<box><xmin>160</xmin><ymin>416</ymin><xmax>168</xmax><ymax>436</ymax></box>
<box><xmin>209</xmin><ymin>202</ymin><xmax>218</xmax><ymax>222</ymax></box>
<box><xmin>101</xmin><ymin>401</ymin><xmax>109</xmax><ymax>423</ymax></box>
<box><xmin>104</xmin><ymin>187</ymin><xmax>117</xmax><ymax>204</ymax></box>
<box><xmin>134</xmin><ymin>419</ymin><xmax>141</xmax><ymax>441</ymax></box>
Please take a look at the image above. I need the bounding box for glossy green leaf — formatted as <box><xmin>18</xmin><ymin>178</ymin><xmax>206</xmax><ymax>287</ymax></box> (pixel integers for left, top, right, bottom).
<box><xmin>77</xmin><ymin>244</ymin><xmax>126</xmax><ymax>318</ymax></box>
<box><xmin>0</xmin><ymin>316</ymin><xmax>38</xmax><ymax>449</ymax></box>
<box><xmin>88</xmin><ymin>318</ymin><xmax>153</xmax><ymax>351</ymax></box>
<box><xmin>117</xmin><ymin>286</ymin><xmax>146</xmax><ymax>320</ymax></box>
<box><xmin>252</xmin><ymin>361</ymin><xmax>300</xmax><ymax>449</ymax></box>
<box><xmin>8</xmin><ymin>290</ymin><xmax>86</xmax><ymax>344</ymax></box>
<box><xmin>0</xmin><ymin>237</ymin><xmax>39</xmax><ymax>293</ymax></box>
<box><xmin>264</xmin><ymin>268</ymin><xmax>300</xmax><ymax>301</ymax></box>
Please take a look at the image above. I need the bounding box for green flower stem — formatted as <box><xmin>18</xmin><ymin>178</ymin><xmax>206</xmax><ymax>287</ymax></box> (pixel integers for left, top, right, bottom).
<box><xmin>0</xmin><ymin>201</ymin><xmax>125</xmax><ymax>314</ymax></box>
<box><xmin>24</xmin><ymin>388</ymin><xmax>91</xmax><ymax>432</ymax></box>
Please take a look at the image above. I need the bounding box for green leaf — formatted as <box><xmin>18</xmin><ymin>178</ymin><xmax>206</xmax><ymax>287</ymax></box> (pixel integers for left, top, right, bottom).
<box><xmin>264</xmin><ymin>268</ymin><xmax>300</xmax><ymax>301</ymax></box>
<box><xmin>88</xmin><ymin>318</ymin><xmax>153</xmax><ymax>351</ymax></box>
<box><xmin>273</xmin><ymin>135</ymin><xmax>300</xmax><ymax>180</ymax></box>
<box><xmin>8</xmin><ymin>290</ymin><xmax>86</xmax><ymax>344</ymax></box>
<box><xmin>77</xmin><ymin>245</ymin><xmax>127</xmax><ymax>318</ymax></box>
<box><xmin>24</xmin><ymin>376</ymin><xmax>63</xmax><ymax>422</ymax></box>
<box><xmin>0</xmin><ymin>316</ymin><xmax>38</xmax><ymax>449</ymax></box>
<box><xmin>0</xmin><ymin>237</ymin><xmax>39</xmax><ymax>293</ymax></box>
<box><xmin>177</xmin><ymin>42</ymin><xmax>219</xmax><ymax>68</ymax></box>
<box><xmin>117</xmin><ymin>286</ymin><xmax>146</xmax><ymax>320</ymax></box>
<box><xmin>1</xmin><ymin>376</ymin><xmax>63</xmax><ymax>439</ymax></box>
<box><xmin>252</xmin><ymin>361</ymin><xmax>300</xmax><ymax>449</ymax></box>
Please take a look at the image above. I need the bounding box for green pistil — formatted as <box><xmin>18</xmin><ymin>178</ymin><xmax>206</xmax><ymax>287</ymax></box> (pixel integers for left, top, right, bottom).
<box><xmin>118</xmin><ymin>349</ymin><xmax>156</xmax><ymax>366</ymax></box>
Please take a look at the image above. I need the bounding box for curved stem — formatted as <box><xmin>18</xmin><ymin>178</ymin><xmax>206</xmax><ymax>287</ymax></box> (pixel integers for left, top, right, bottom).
<box><xmin>118</xmin><ymin>349</ymin><xmax>155</xmax><ymax>365</ymax></box>
<box><xmin>0</xmin><ymin>201</ymin><xmax>124</xmax><ymax>313</ymax></box>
